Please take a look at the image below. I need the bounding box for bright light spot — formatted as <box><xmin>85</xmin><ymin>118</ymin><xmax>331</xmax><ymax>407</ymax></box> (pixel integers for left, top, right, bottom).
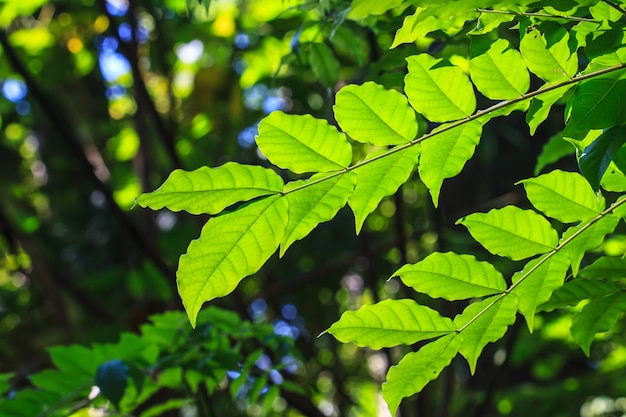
<box><xmin>269</xmin><ymin>370</ymin><xmax>283</xmax><ymax>385</ymax></box>
<box><xmin>99</xmin><ymin>36</ymin><xmax>118</xmax><ymax>53</ymax></box>
<box><xmin>88</xmin><ymin>385</ymin><xmax>100</xmax><ymax>400</ymax></box>
<box><xmin>172</xmin><ymin>70</ymin><xmax>195</xmax><ymax>98</ymax></box>
<box><xmin>367</xmin><ymin>353</ymin><xmax>388</xmax><ymax>379</ymax></box>
<box><xmin>90</xmin><ymin>191</ymin><xmax>106</xmax><ymax>208</ymax></box>
<box><xmin>2</xmin><ymin>79</ymin><xmax>27</xmax><ymax>102</ymax></box>
<box><xmin>227</xmin><ymin>370</ymin><xmax>241</xmax><ymax>379</ymax></box>
<box><xmin>234</xmin><ymin>33</ymin><xmax>250</xmax><ymax>49</ymax></box>
<box><xmin>318</xmin><ymin>400</ymin><xmax>335</xmax><ymax>417</ymax></box>
<box><xmin>156</xmin><ymin>211</ymin><xmax>177</xmax><ymax>232</ymax></box>
<box><xmin>67</xmin><ymin>38</ymin><xmax>84</xmax><ymax>53</ymax></box>
<box><xmin>497</xmin><ymin>399</ymin><xmax>513</xmax><ymax>415</ymax></box>
<box><xmin>237</xmin><ymin>125</ymin><xmax>258</xmax><ymax>149</ymax></box>
<box><xmin>106</xmin><ymin>0</ymin><xmax>128</xmax><ymax>16</ymax></box>
<box><xmin>176</xmin><ymin>40</ymin><xmax>204</xmax><ymax>64</ymax></box>
<box><xmin>118</xmin><ymin>23</ymin><xmax>132</xmax><ymax>42</ymax></box>
<box><xmin>99</xmin><ymin>51</ymin><xmax>131</xmax><ymax>82</ymax></box>
<box><xmin>248</xmin><ymin>298</ymin><xmax>267</xmax><ymax>322</ymax></box>
<box><xmin>255</xmin><ymin>354</ymin><xmax>272</xmax><ymax>371</ymax></box>
<box><xmin>493</xmin><ymin>348</ymin><xmax>507</xmax><ymax>366</ymax></box>
<box><xmin>281</xmin><ymin>304</ymin><xmax>297</xmax><ymax>320</ymax></box>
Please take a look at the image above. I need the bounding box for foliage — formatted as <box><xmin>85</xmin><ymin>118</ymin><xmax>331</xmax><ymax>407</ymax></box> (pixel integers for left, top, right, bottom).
<box><xmin>137</xmin><ymin>0</ymin><xmax>626</xmax><ymax>414</ymax></box>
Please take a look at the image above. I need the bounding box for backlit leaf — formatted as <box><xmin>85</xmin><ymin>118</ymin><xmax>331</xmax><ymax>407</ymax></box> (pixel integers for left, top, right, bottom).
<box><xmin>281</xmin><ymin>171</ymin><xmax>357</xmax><ymax>256</ymax></box>
<box><xmin>419</xmin><ymin>121</ymin><xmax>482</xmax><ymax>206</ymax></box>
<box><xmin>561</xmin><ymin>215</ymin><xmax>620</xmax><ymax>276</ymax></box>
<box><xmin>526</xmin><ymin>85</ymin><xmax>573</xmax><ymax>135</ymax></box>
<box><xmin>256</xmin><ymin>111</ymin><xmax>352</xmax><ymax>174</ymax></box>
<box><xmin>308</xmin><ymin>42</ymin><xmax>340</xmax><ymax>87</ymax></box>
<box><xmin>520</xmin><ymin>23</ymin><xmax>577</xmax><ymax>82</ymax></box>
<box><xmin>382</xmin><ymin>333</ymin><xmax>463</xmax><ymax>416</ymax></box>
<box><xmin>571</xmin><ymin>292</ymin><xmax>626</xmax><ymax>355</ymax></box>
<box><xmin>511</xmin><ymin>251</ymin><xmax>570</xmax><ymax>331</ymax></box>
<box><xmin>334</xmin><ymin>81</ymin><xmax>417</xmax><ymax>145</ymax></box>
<box><xmin>519</xmin><ymin>170</ymin><xmax>604</xmax><ymax>223</ymax></box>
<box><xmin>580</xmin><ymin>256</ymin><xmax>626</xmax><ymax>279</ymax></box>
<box><xmin>405</xmin><ymin>54</ymin><xmax>476</xmax><ymax>122</ymax></box>
<box><xmin>579</xmin><ymin>125</ymin><xmax>626</xmax><ymax>191</ymax></box>
<box><xmin>457</xmin><ymin>206</ymin><xmax>558</xmax><ymax>261</ymax></box>
<box><xmin>393</xmin><ymin>252</ymin><xmax>506</xmax><ymax>300</ymax></box>
<box><xmin>135</xmin><ymin>163</ymin><xmax>284</xmax><ymax>215</ymax></box>
<box><xmin>539</xmin><ymin>278</ymin><xmax>621</xmax><ymax>312</ymax></box>
<box><xmin>534</xmin><ymin>134</ymin><xmax>576</xmax><ymax>175</ymax></box>
<box><xmin>178</xmin><ymin>196</ymin><xmax>288</xmax><ymax>326</ymax></box>
<box><xmin>349</xmin><ymin>145</ymin><xmax>421</xmax><ymax>233</ymax></box>
<box><xmin>470</xmin><ymin>37</ymin><xmax>529</xmax><ymax>99</ymax></box>
<box><xmin>326</xmin><ymin>299</ymin><xmax>455</xmax><ymax>350</ymax></box>
<box><xmin>454</xmin><ymin>294</ymin><xmax>518</xmax><ymax>374</ymax></box>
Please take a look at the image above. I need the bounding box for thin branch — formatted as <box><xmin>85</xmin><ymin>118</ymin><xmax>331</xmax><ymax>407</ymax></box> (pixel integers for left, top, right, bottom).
<box><xmin>601</xmin><ymin>0</ymin><xmax>626</xmax><ymax>18</ymax></box>
<box><xmin>475</xmin><ymin>8</ymin><xmax>600</xmax><ymax>23</ymax></box>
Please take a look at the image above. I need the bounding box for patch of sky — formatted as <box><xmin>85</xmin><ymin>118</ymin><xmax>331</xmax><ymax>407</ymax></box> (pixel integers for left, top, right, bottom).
<box><xmin>106</xmin><ymin>0</ymin><xmax>128</xmax><ymax>16</ymax></box>
<box><xmin>176</xmin><ymin>40</ymin><xmax>204</xmax><ymax>64</ymax></box>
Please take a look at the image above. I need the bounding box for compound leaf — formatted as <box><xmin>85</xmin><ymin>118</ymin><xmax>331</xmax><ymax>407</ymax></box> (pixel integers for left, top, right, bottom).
<box><xmin>539</xmin><ymin>278</ymin><xmax>621</xmax><ymax>312</ymax></box>
<box><xmin>334</xmin><ymin>81</ymin><xmax>418</xmax><ymax>145</ymax></box>
<box><xmin>393</xmin><ymin>252</ymin><xmax>506</xmax><ymax>300</ymax></box>
<box><xmin>136</xmin><ymin>163</ymin><xmax>284</xmax><ymax>215</ymax></box>
<box><xmin>256</xmin><ymin>111</ymin><xmax>352</xmax><ymax>174</ymax></box>
<box><xmin>178</xmin><ymin>196</ymin><xmax>288</xmax><ymax>326</ymax></box>
<box><xmin>326</xmin><ymin>299</ymin><xmax>455</xmax><ymax>350</ymax></box>
<box><xmin>520</xmin><ymin>23</ymin><xmax>577</xmax><ymax>82</ymax></box>
<box><xmin>457</xmin><ymin>206</ymin><xmax>558</xmax><ymax>261</ymax></box>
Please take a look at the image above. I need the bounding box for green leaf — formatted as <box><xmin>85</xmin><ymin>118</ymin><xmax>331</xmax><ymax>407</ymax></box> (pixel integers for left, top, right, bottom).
<box><xmin>534</xmin><ymin>134</ymin><xmax>575</xmax><ymax>175</ymax></box>
<box><xmin>519</xmin><ymin>170</ymin><xmax>604</xmax><ymax>223</ymax></box>
<box><xmin>470</xmin><ymin>37</ymin><xmax>529</xmax><ymax>100</ymax></box>
<box><xmin>579</xmin><ymin>125</ymin><xmax>626</xmax><ymax>191</ymax></box>
<box><xmin>334</xmin><ymin>81</ymin><xmax>418</xmax><ymax>145</ymax></box>
<box><xmin>563</xmin><ymin>77</ymin><xmax>626</xmax><ymax>140</ymax></box>
<box><xmin>382</xmin><ymin>333</ymin><xmax>463</xmax><ymax>416</ymax></box>
<box><xmin>326</xmin><ymin>299</ymin><xmax>456</xmax><ymax>349</ymax></box>
<box><xmin>526</xmin><ymin>85</ymin><xmax>573</xmax><ymax>135</ymax></box>
<box><xmin>580</xmin><ymin>256</ymin><xmax>626</xmax><ymax>279</ymax></box>
<box><xmin>307</xmin><ymin>42</ymin><xmax>340</xmax><ymax>87</ymax></box>
<box><xmin>561</xmin><ymin>215</ymin><xmax>620</xmax><ymax>276</ymax></box>
<box><xmin>539</xmin><ymin>278</ymin><xmax>621</xmax><ymax>312</ymax></box>
<box><xmin>571</xmin><ymin>292</ymin><xmax>626</xmax><ymax>355</ymax></box>
<box><xmin>178</xmin><ymin>195</ymin><xmax>288</xmax><ymax>326</ymax></box>
<box><xmin>511</xmin><ymin>251</ymin><xmax>570</xmax><ymax>331</ymax></box>
<box><xmin>457</xmin><ymin>206</ymin><xmax>558</xmax><ymax>261</ymax></box>
<box><xmin>405</xmin><ymin>54</ymin><xmax>476</xmax><ymax>123</ymax></box>
<box><xmin>281</xmin><ymin>171</ymin><xmax>357</xmax><ymax>256</ymax></box>
<box><xmin>520</xmin><ymin>23</ymin><xmax>577</xmax><ymax>82</ymax></box>
<box><xmin>256</xmin><ymin>111</ymin><xmax>352</xmax><ymax>174</ymax></box>
<box><xmin>454</xmin><ymin>294</ymin><xmax>518</xmax><ymax>374</ymax></box>
<box><xmin>348</xmin><ymin>0</ymin><xmax>406</xmax><ymax>19</ymax></box>
<box><xmin>601</xmin><ymin>162</ymin><xmax>626</xmax><ymax>192</ymax></box>
<box><xmin>419</xmin><ymin>121</ymin><xmax>482</xmax><ymax>206</ymax></box>
<box><xmin>135</xmin><ymin>163</ymin><xmax>284</xmax><ymax>215</ymax></box>
<box><xmin>349</xmin><ymin>145</ymin><xmax>421</xmax><ymax>233</ymax></box>
<box><xmin>95</xmin><ymin>360</ymin><xmax>129</xmax><ymax>409</ymax></box>
<box><xmin>393</xmin><ymin>252</ymin><xmax>506</xmax><ymax>300</ymax></box>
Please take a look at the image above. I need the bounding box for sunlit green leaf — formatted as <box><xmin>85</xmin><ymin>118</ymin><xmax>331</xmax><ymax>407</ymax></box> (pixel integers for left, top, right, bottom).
<box><xmin>579</xmin><ymin>125</ymin><xmax>626</xmax><ymax>191</ymax></box>
<box><xmin>136</xmin><ymin>163</ymin><xmax>284</xmax><ymax>215</ymax></box>
<box><xmin>393</xmin><ymin>252</ymin><xmax>506</xmax><ymax>300</ymax></box>
<box><xmin>580</xmin><ymin>256</ymin><xmax>626</xmax><ymax>279</ymax></box>
<box><xmin>334</xmin><ymin>81</ymin><xmax>418</xmax><ymax>145</ymax></box>
<box><xmin>526</xmin><ymin>85</ymin><xmax>573</xmax><ymax>135</ymax></box>
<box><xmin>511</xmin><ymin>251</ymin><xmax>570</xmax><ymax>331</ymax></box>
<box><xmin>326</xmin><ymin>299</ymin><xmax>456</xmax><ymax>350</ymax></box>
<box><xmin>256</xmin><ymin>111</ymin><xmax>352</xmax><ymax>173</ymax></box>
<box><xmin>457</xmin><ymin>206</ymin><xmax>558</xmax><ymax>260</ymax></box>
<box><xmin>601</xmin><ymin>163</ymin><xmax>626</xmax><ymax>191</ymax></box>
<box><xmin>382</xmin><ymin>333</ymin><xmax>463</xmax><ymax>416</ymax></box>
<box><xmin>520</xmin><ymin>23</ymin><xmax>577</xmax><ymax>82</ymax></box>
<box><xmin>571</xmin><ymin>292</ymin><xmax>626</xmax><ymax>355</ymax></box>
<box><xmin>561</xmin><ymin>215</ymin><xmax>620</xmax><ymax>276</ymax></box>
<box><xmin>178</xmin><ymin>196</ymin><xmax>288</xmax><ymax>326</ymax></box>
<box><xmin>348</xmin><ymin>0</ymin><xmax>406</xmax><ymax>19</ymax></box>
<box><xmin>470</xmin><ymin>37</ymin><xmax>529</xmax><ymax>99</ymax></box>
<box><xmin>519</xmin><ymin>170</ymin><xmax>604</xmax><ymax>223</ymax></box>
<box><xmin>281</xmin><ymin>171</ymin><xmax>357</xmax><ymax>256</ymax></box>
<box><xmin>454</xmin><ymin>294</ymin><xmax>518</xmax><ymax>374</ymax></box>
<box><xmin>308</xmin><ymin>42</ymin><xmax>340</xmax><ymax>87</ymax></box>
<box><xmin>534</xmin><ymin>134</ymin><xmax>575</xmax><ymax>175</ymax></box>
<box><xmin>349</xmin><ymin>145</ymin><xmax>421</xmax><ymax>233</ymax></box>
<box><xmin>539</xmin><ymin>278</ymin><xmax>621</xmax><ymax>312</ymax></box>
<box><xmin>419</xmin><ymin>121</ymin><xmax>482</xmax><ymax>206</ymax></box>
<box><xmin>405</xmin><ymin>54</ymin><xmax>476</xmax><ymax>122</ymax></box>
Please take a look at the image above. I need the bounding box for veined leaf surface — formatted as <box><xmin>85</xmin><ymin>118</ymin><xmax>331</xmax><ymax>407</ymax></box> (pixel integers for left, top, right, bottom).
<box><xmin>511</xmin><ymin>251</ymin><xmax>570</xmax><ymax>331</ymax></box>
<box><xmin>135</xmin><ymin>163</ymin><xmax>284</xmax><ymax>215</ymax></box>
<box><xmin>457</xmin><ymin>206</ymin><xmax>558</xmax><ymax>260</ymax></box>
<box><xmin>382</xmin><ymin>333</ymin><xmax>463</xmax><ymax>416</ymax></box>
<box><xmin>520</xmin><ymin>24</ymin><xmax>577</xmax><ymax>82</ymax></box>
<box><xmin>280</xmin><ymin>171</ymin><xmax>357</xmax><ymax>256</ymax></box>
<box><xmin>470</xmin><ymin>37</ymin><xmax>529</xmax><ymax>100</ymax></box>
<box><xmin>519</xmin><ymin>170</ymin><xmax>604</xmax><ymax>223</ymax></box>
<box><xmin>526</xmin><ymin>85</ymin><xmax>574</xmax><ymax>135</ymax></box>
<box><xmin>571</xmin><ymin>292</ymin><xmax>626</xmax><ymax>355</ymax></box>
<box><xmin>326</xmin><ymin>299</ymin><xmax>455</xmax><ymax>350</ymax></box>
<box><xmin>256</xmin><ymin>111</ymin><xmax>352</xmax><ymax>174</ymax></box>
<box><xmin>561</xmin><ymin>215</ymin><xmax>620</xmax><ymax>276</ymax></box>
<box><xmin>393</xmin><ymin>252</ymin><xmax>506</xmax><ymax>300</ymax></box>
<box><xmin>454</xmin><ymin>294</ymin><xmax>518</xmax><ymax>374</ymax></box>
<box><xmin>580</xmin><ymin>256</ymin><xmax>626</xmax><ymax>279</ymax></box>
<box><xmin>419</xmin><ymin>121</ymin><xmax>482</xmax><ymax>206</ymax></box>
<box><xmin>405</xmin><ymin>54</ymin><xmax>476</xmax><ymax>122</ymax></box>
<box><xmin>334</xmin><ymin>81</ymin><xmax>418</xmax><ymax>145</ymax></box>
<box><xmin>539</xmin><ymin>278</ymin><xmax>621</xmax><ymax>312</ymax></box>
<box><xmin>178</xmin><ymin>196</ymin><xmax>288</xmax><ymax>326</ymax></box>
<box><xmin>349</xmin><ymin>145</ymin><xmax>421</xmax><ymax>233</ymax></box>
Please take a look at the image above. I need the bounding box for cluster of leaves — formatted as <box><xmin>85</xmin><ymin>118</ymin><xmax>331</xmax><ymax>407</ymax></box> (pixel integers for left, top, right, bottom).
<box><xmin>0</xmin><ymin>307</ymin><xmax>300</xmax><ymax>417</ymax></box>
<box><xmin>138</xmin><ymin>0</ymin><xmax>626</xmax><ymax>413</ymax></box>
